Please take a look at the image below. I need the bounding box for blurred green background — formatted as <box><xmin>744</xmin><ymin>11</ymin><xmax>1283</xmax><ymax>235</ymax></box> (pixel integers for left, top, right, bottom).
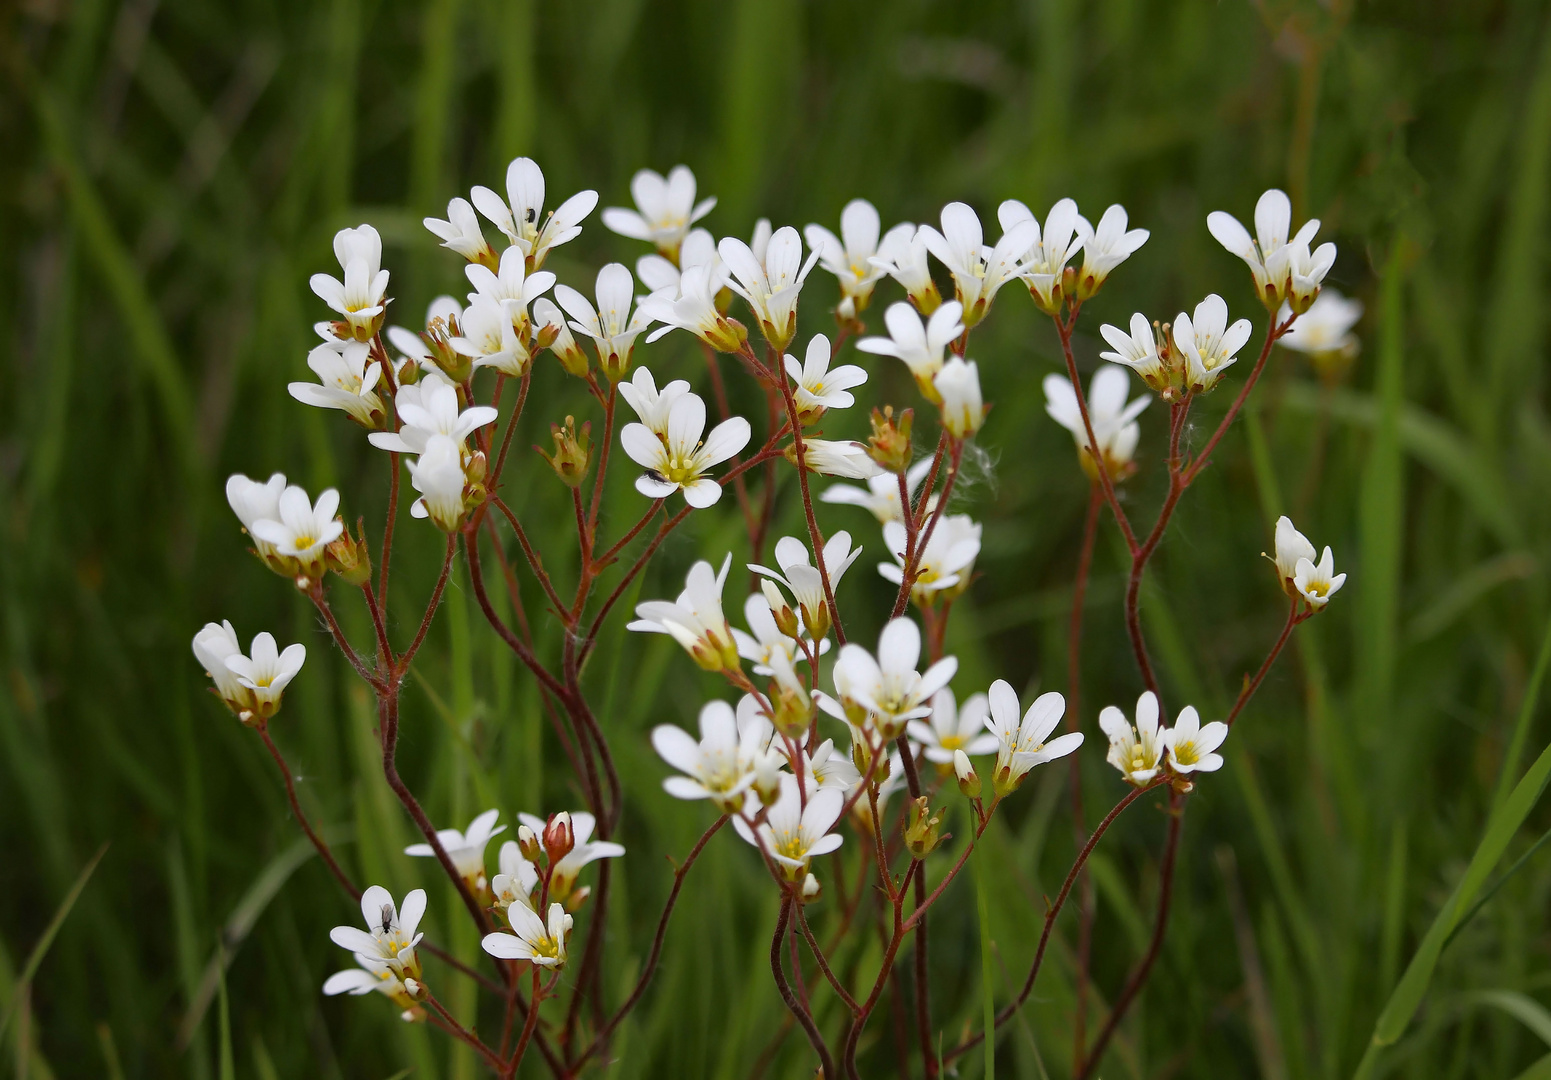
<box><xmin>5</xmin><ymin>0</ymin><xmax>1551</xmax><ymax>1076</ymax></box>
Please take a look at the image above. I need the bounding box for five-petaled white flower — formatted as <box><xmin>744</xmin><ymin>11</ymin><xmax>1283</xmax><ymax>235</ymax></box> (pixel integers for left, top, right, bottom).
<box><xmin>870</xmin><ymin>223</ymin><xmax>941</xmax><ymax>313</ymax></box>
<box><xmin>602</xmin><ymin>165</ymin><xmax>716</xmax><ymax>260</ymax></box>
<box><xmin>451</xmin><ymin>294</ymin><xmax>530</xmax><ymax>376</ymax></box>
<box><xmin>1207</xmin><ymin>188</ymin><xmax>1334</xmax><ymax>311</ymax></box>
<box><xmin>405</xmin><ymin>435</ymin><xmax>473</xmax><ymax>532</ymax></box>
<box><xmin>934</xmin><ymin>357</ymin><xmax>985</xmax><ymax>438</ymax></box>
<box><xmin>917</xmin><ymin>202</ymin><xmax>1036</xmax><ymax>327</ymax></box>
<box><xmin>289</xmin><ymin>339</ymin><xmax>385</xmax><ymax>429</ymax></box>
<box><xmin>1174</xmin><ymin>294</ymin><xmax>1253</xmax><ymax>394</ymax></box>
<box><xmin>857</xmin><ymin>300</ymin><xmax>965</xmax><ymax>401</ymax></box>
<box><xmin>1163</xmin><ymin>706</ymin><xmax>1227</xmax><ymax>775</ymax></box>
<box><xmin>247</xmin><ymin>483</ymin><xmax>344</xmax><ymax>581</ymax></box>
<box><xmin>751</xmin><ymin>533</ymin><xmax>861</xmax><ymax>642</ymax></box>
<box><xmin>222</xmin><ymin>631</ymin><xmax>307</xmax><ymax>721</ymax></box>
<box><xmin>192</xmin><ymin>620</ymin><xmax>250</xmax><ymax>715</ymax></box>
<box><xmin>470</xmin><ymin>156</ymin><xmax>598</xmax><ymax>269</ymax></box>
<box><xmin>310</xmin><ymin>225</ymin><xmax>390</xmax><ymax>340</ymax></box>
<box><xmin>733</xmin><ymin>774</ymin><xmax>844</xmax><ymax>879</ymax></box>
<box><xmin>1074</xmin><ymin>204</ymin><xmax>1149</xmax><ymax>300</ymax></box>
<box><xmin>1099</xmin><ymin>313</ymin><xmax>1172</xmax><ymax>396</ymax></box>
<box><xmin>1000</xmin><ymin>198</ymin><xmax>1086</xmax><ymax>314</ymax></box>
<box><xmin>786</xmin><ymin>333</ymin><xmax>867</xmax><ymax>423</ymax></box>
<box><xmin>516</xmin><ymin>811</ymin><xmax>624</xmax><ymax>906</ymax></box>
<box><xmin>1043</xmin><ymin>364</ymin><xmax>1149</xmax><ymax>481</ymax></box>
<box><xmin>805</xmin><ymin>199</ymin><xmax>887</xmax><ymax>319</ymax></box>
<box><xmin>639</xmin><ymin>263</ymin><xmax>747</xmax><ymax>354</ymax></box>
<box><xmin>985</xmin><ymin>680</ymin><xmax>1083</xmax><ymax>795</ymax></box>
<box><xmin>423</xmin><ymin>196</ymin><xmax>496</xmax><ymax>267</ymax></box>
<box><xmin>405</xmin><ymin>808</ymin><xmax>506</xmax><ymax>895</ymax></box>
<box><xmin>879</xmin><ymin>513</ymin><xmax>982</xmax><ymax>604</ymax></box>
<box><xmin>908</xmin><ymin>688</ymin><xmax>998</xmax><ymax>764</ymax></box>
<box><xmin>829</xmin><ymin>618</ymin><xmax>957</xmax><ymax>739</ymax></box>
<box><xmin>619</xmin><ymin>390</ymin><xmax>750</xmax><ymax>508</ymax></box>
<box><xmin>482</xmin><ymin>901</ymin><xmax>573</xmax><ymax>967</ymax></box>
<box><xmin>618</xmin><ymin>366</ymin><xmax>692</xmax><ymax>437</ymax></box>
<box><xmin>821</xmin><ymin>458</ymin><xmax>935</xmax><ymax>524</ymax></box>
<box><xmin>628</xmin><ymin>555</ymin><xmax>740</xmax><ymax>672</ymax></box>
<box><xmin>368</xmin><ymin>372</ymin><xmax>497</xmax><ymax>456</ymax></box>
<box><xmin>1100</xmin><ymin>691</ymin><xmax>1167</xmax><ymax>786</ymax></box>
<box><xmin>1293</xmin><ymin>545</ymin><xmax>1346</xmax><ymax>610</ymax></box>
<box><xmin>718</xmin><ymin>226</ymin><xmax>821</xmax><ymax>351</ymax></box>
<box><xmin>329</xmin><ymin>885</ymin><xmax>426</xmax><ymax>983</ymax></box>
<box><xmin>1277</xmin><ymin>289</ymin><xmax>1362</xmax><ymax>361</ymax></box>
<box><xmin>555</xmin><ymin>263</ymin><xmax>651</xmax><ymax>381</ymax></box>
<box><xmin>653</xmin><ymin>699</ymin><xmax>765</xmax><ymax>812</ymax></box>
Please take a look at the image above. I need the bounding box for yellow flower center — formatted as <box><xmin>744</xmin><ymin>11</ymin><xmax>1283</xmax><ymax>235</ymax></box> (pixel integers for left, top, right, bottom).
<box><xmin>939</xmin><ymin>734</ymin><xmax>964</xmax><ymax>751</ymax></box>
<box><xmin>1173</xmin><ymin>740</ymin><xmax>1198</xmax><ymax>766</ymax></box>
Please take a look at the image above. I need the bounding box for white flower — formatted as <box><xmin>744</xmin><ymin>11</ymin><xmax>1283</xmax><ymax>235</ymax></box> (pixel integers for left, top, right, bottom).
<box><xmin>554</xmin><ymin>263</ymin><xmax>651</xmax><ymax>380</ymax></box>
<box><xmin>247</xmin><ymin>484</ymin><xmax>344</xmax><ymax>580</ymax></box>
<box><xmin>423</xmin><ymin>196</ymin><xmax>496</xmax><ymax>266</ymax></box>
<box><xmin>831</xmin><ymin>618</ymin><xmax>957</xmax><ymax>739</ymax></box>
<box><xmin>985</xmin><ymin>681</ymin><xmax>1082</xmax><ymax>795</ymax></box>
<box><xmin>1043</xmin><ymin>364</ymin><xmax>1149</xmax><ymax>480</ymax></box>
<box><xmin>1207</xmin><ymin>188</ymin><xmax>1333</xmax><ymax>310</ymax></box>
<box><xmin>1163</xmin><ymin>706</ymin><xmax>1227</xmax><ymax>775</ymax></box>
<box><xmin>786</xmin><ymin>333</ymin><xmax>867</xmax><ymax>422</ymax></box>
<box><xmin>532</xmin><ymin>297</ymin><xmax>589</xmax><ymax>376</ymax></box>
<box><xmin>470</xmin><ymin>156</ymin><xmax>598</xmax><ymax>269</ymax></box>
<box><xmin>908</xmin><ymin>689</ymin><xmax>998</xmax><ymax>764</ymax></box>
<box><xmin>733</xmin><ymin>774</ymin><xmax>844</xmax><ymax>879</ymax></box>
<box><xmin>805</xmin><ymin>199</ymin><xmax>886</xmax><ymax>318</ymax></box>
<box><xmin>794</xmin><ymin>439</ymin><xmax>885</xmax><ymax>479</ymax></box>
<box><xmin>515</xmin><ymin>811</ymin><xmax>624</xmax><ymax>905</ymax></box>
<box><xmin>322</xmin><ymin>952</ymin><xmax>423</xmax><ymax>1018</ymax></box>
<box><xmin>1074</xmin><ymin>204</ymin><xmax>1149</xmax><ymax>299</ymax></box>
<box><xmin>288</xmin><ymin>339</ymin><xmax>385</xmax><ymax>428</ymax></box>
<box><xmin>1293</xmin><ymin>547</ymin><xmax>1347</xmax><ymax>610</ymax></box>
<box><xmin>223</xmin><ymin>631</ymin><xmax>306</xmax><ymax>720</ymax></box>
<box><xmin>464</xmin><ymin>244</ymin><xmax>556</xmax><ymax>356</ymax></box>
<box><xmin>934</xmin><ymin>357</ymin><xmax>985</xmax><ymax>438</ymax></box>
<box><xmin>1269</xmin><ymin>516</ymin><xmax>1317</xmax><ymax>595</ymax></box>
<box><xmin>450</xmin><ymin>293</ymin><xmax>529</xmax><ymax>376</ymax></box>
<box><xmin>368</xmin><ymin>373</ymin><xmax>497</xmax><ymax>456</ymax></box>
<box><xmin>750</xmin><ymin>533</ymin><xmax>861</xmax><ymax>641</ymax></box>
<box><xmin>618</xmin><ymin>366</ymin><xmax>692</xmax><ymax>437</ymax></box>
<box><xmin>1100</xmin><ymin>692</ymin><xmax>1167</xmax><ymax>786</ymax></box>
<box><xmin>999</xmin><ymin>198</ymin><xmax>1086</xmax><ymax>313</ymax></box>
<box><xmin>731</xmin><ymin>592</ymin><xmax>808</xmax><ymax>679</ymax></box>
<box><xmin>917</xmin><ymin>202</ymin><xmax>1036</xmax><ymax>326</ymax></box>
<box><xmin>192</xmin><ymin>620</ymin><xmax>249</xmax><ymax>714</ymax></box>
<box><xmin>1284</xmin><ymin>238</ymin><xmax>1337</xmax><ymax>313</ymax></box>
<box><xmin>653</xmin><ymin>699</ymin><xmax>762</xmax><ymax>812</ymax></box>
<box><xmin>803</xmin><ymin>738</ymin><xmax>861</xmax><ymax>792</ymax></box>
<box><xmin>1277</xmin><ymin>289</ymin><xmax>1362</xmax><ymax>357</ymax></box>
<box><xmin>619</xmin><ymin>391</ymin><xmax>750</xmax><ymax>508</ymax></box>
<box><xmin>1174</xmin><ymin>294</ymin><xmax>1253</xmax><ymax>394</ymax></box>
<box><xmin>639</xmin><ymin>263</ymin><xmax>747</xmax><ymax>354</ymax></box>
<box><xmin>879</xmin><ymin>514</ymin><xmax>981</xmax><ymax>603</ymax></box>
<box><xmin>602</xmin><ymin>165</ymin><xmax>716</xmax><ymax>259</ymax></box>
<box><xmin>310</xmin><ymin>225</ymin><xmax>390</xmax><ymax>340</ymax></box>
<box><xmin>405</xmin><ymin>435</ymin><xmax>472</xmax><ymax>532</ymax></box>
<box><xmin>329</xmin><ymin>885</ymin><xmax>426</xmax><ymax>982</ymax></box>
<box><xmin>869</xmin><ymin>223</ymin><xmax>941</xmax><ymax>313</ymax></box>
<box><xmin>482</xmin><ymin>902</ymin><xmax>573</xmax><ymax>967</ymax></box>
<box><xmin>636</xmin><ymin>227</ymin><xmax>721</xmax><ymax>295</ymax></box>
<box><xmin>857</xmin><ymin>300</ymin><xmax>965</xmax><ymax>401</ymax></box>
<box><xmin>628</xmin><ymin>555</ymin><xmax>740</xmax><ymax>671</ymax></box>
<box><xmin>1099</xmin><ymin>313</ymin><xmax>1171</xmax><ymax>395</ymax></box>
<box><xmin>821</xmin><ymin>458</ymin><xmax>934</xmax><ymax>524</ymax></box>
<box><xmin>492</xmin><ymin>842</ymin><xmax>541</xmax><ymax>913</ymax></box>
<box><xmin>404</xmin><ymin>809</ymin><xmax>505</xmax><ymax>892</ymax></box>
<box><xmin>717</xmin><ymin>226</ymin><xmax>821</xmax><ymax>350</ymax></box>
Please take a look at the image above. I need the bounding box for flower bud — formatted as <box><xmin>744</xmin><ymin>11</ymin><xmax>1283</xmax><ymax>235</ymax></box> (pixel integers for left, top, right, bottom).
<box><xmin>771</xmin><ymin>681</ymin><xmax>815</xmax><ymax>739</ymax></box>
<box><xmin>754</xmin><ymin>754</ymin><xmax>782</xmax><ymax>807</ymax></box>
<box><xmin>704</xmin><ymin>315</ymin><xmax>749</xmax><ymax>355</ymax></box>
<box><xmin>800</xmin><ymin>598</ymin><xmax>831</xmax><ymax>645</ymax></box>
<box><xmin>537</xmin><ymin>417</ymin><xmax>592</xmax><ymax>489</ymax></box>
<box><xmin>325</xmin><ymin>523</ymin><xmax>373</xmax><ymax>587</ymax></box>
<box><xmin>867</xmin><ymin>406</ymin><xmax>913</xmax><ymax>474</ymax></box>
<box><xmin>904</xmin><ymin>797</ymin><xmax>946</xmax><ymax>857</ymax></box>
<box><xmin>543</xmin><ymin>812</ymin><xmax>575</xmax><ymax>864</ymax></box>
<box><xmin>762</xmin><ymin>580</ymin><xmax>800</xmax><ymax>639</ymax></box>
<box><xmin>395</xmin><ymin>357</ymin><xmax>421</xmax><ymax>386</ymax></box>
<box><xmin>424</xmin><ymin>316</ymin><xmax>474</xmax><ymax>384</ymax></box>
<box><xmin>934</xmin><ymin>358</ymin><xmax>985</xmax><ymax>439</ymax></box>
<box><xmin>954</xmin><ymin>750</ymin><xmax>981</xmax><ymax>798</ymax></box>
<box><xmin>801</xmin><ymin>873</ymin><xmax>822</xmax><ymax>905</ymax></box>
<box><xmin>518</xmin><ymin>825</ymin><xmax>542</xmax><ymax>863</ymax></box>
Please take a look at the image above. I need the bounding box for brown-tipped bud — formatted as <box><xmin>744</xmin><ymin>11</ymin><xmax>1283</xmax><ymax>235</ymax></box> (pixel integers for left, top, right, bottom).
<box><xmin>703</xmin><ymin>316</ymin><xmax>749</xmax><ymax>355</ymax></box>
<box><xmin>421</xmin><ymin>316</ymin><xmax>474</xmax><ymax>384</ymax></box>
<box><xmin>543</xmin><ymin>812</ymin><xmax>575</xmax><ymax>864</ymax></box>
<box><xmin>801</xmin><ymin>873</ymin><xmax>822</xmax><ymax>905</ymax></box>
<box><xmin>904</xmin><ymin>797</ymin><xmax>946</xmax><ymax>857</ymax></box>
<box><xmin>326</xmin><ymin>522</ymin><xmax>373</xmax><ymax>587</ymax></box>
<box><xmin>562</xmin><ymin>885</ymin><xmax>592</xmax><ymax>913</ymax></box>
<box><xmin>800</xmin><ymin>600</ymin><xmax>831</xmax><ymax>645</ymax></box>
<box><xmin>536</xmin><ymin>417</ymin><xmax>592</xmax><ymax>489</ymax></box>
<box><xmin>533</xmin><ymin>321</ymin><xmax>559</xmax><ymax>352</ymax></box>
<box><xmin>867</xmin><ymin>406</ymin><xmax>914</xmax><ymax>474</ymax></box>
<box><xmin>954</xmin><ymin>750</ymin><xmax>981</xmax><ymax>798</ymax></box>
<box><xmin>1061</xmin><ymin>265</ymin><xmax>1079</xmax><ymax>305</ymax></box>
<box><xmin>518</xmin><ymin>825</ymin><xmax>542</xmax><ymax>863</ymax></box>
<box><xmin>466</xmin><ymin>451</ymin><xmax>488</xmax><ymax>486</ymax></box>
<box><xmin>762</xmin><ymin>581</ymin><xmax>800</xmax><ymax>639</ymax></box>
<box><xmin>395</xmin><ymin>358</ymin><xmax>421</xmax><ymax>386</ymax></box>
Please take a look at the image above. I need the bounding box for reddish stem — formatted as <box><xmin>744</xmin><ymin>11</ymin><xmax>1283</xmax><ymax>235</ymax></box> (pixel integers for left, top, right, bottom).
<box><xmin>772</xmin><ymin>896</ymin><xmax>837</xmax><ymax>1078</ymax></box>
<box><xmin>257</xmin><ymin>724</ymin><xmax>359</xmax><ymax>899</ymax></box>
<box><xmin>1069</xmin><ymin>480</ymin><xmax>1103</xmax><ymax>1065</ymax></box>
<box><xmin>396</xmin><ymin>533</ymin><xmax>455</xmax><ymax>674</ymax></box>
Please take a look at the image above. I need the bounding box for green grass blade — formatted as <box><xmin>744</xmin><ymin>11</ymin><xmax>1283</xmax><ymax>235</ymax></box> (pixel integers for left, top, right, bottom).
<box><xmin>0</xmin><ymin>843</ymin><xmax>108</xmax><ymax>1044</ymax></box>
<box><xmin>1462</xmin><ymin>989</ymin><xmax>1551</xmax><ymax>1047</ymax></box>
<box><xmin>976</xmin><ymin>829</ymin><xmax>997</xmax><ymax>1080</ymax></box>
<box><xmin>1495</xmin><ymin>614</ymin><xmax>1551</xmax><ymax>813</ymax></box>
